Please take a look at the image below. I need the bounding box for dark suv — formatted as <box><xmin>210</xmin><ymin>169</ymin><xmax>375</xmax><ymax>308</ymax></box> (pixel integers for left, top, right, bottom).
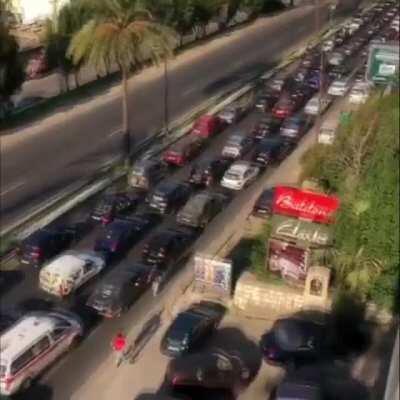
<box><xmin>142</xmin><ymin>228</ymin><xmax>197</xmax><ymax>266</ymax></box>
<box><xmin>148</xmin><ymin>181</ymin><xmax>192</xmax><ymax>215</ymax></box>
<box><xmin>87</xmin><ymin>264</ymin><xmax>153</xmax><ymax>318</ymax></box>
<box><xmin>19</xmin><ymin>226</ymin><xmax>79</xmax><ymax>267</ymax></box>
<box><xmin>188</xmin><ymin>158</ymin><xmax>230</xmax><ymax>187</ymax></box>
<box><xmin>176</xmin><ymin>191</ymin><xmax>227</xmax><ymax>229</ymax></box>
<box><xmin>94</xmin><ymin>214</ymin><xmax>159</xmax><ymax>260</ymax></box>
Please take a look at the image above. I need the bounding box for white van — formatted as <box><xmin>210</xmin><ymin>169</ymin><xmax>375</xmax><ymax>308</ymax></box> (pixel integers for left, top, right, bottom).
<box><xmin>39</xmin><ymin>251</ymin><xmax>105</xmax><ymax>297</ymax></box>
<box><xmin>0</xmin><ymin>311</ymin><xmax>82</xmax><ymax>396</ymax></box>
<box><xmin>318</xmin><ymin>120</ymin><xmax>338</xmax><ymax>145</ymax></box>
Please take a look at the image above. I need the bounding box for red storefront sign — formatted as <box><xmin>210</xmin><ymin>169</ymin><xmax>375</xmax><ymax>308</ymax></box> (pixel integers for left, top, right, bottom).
<box><xmin>273</xmin><ymin>186</ymin><xmax>340</xmax><ymax>224</ymax></box>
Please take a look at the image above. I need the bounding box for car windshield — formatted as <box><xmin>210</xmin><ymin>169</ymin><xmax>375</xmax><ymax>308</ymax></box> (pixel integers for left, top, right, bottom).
<box><xmin>95</xmin><ymin>198</ymin><xmax>114</xmax><ymax>212</ymax></box>
<box><xmin>225</xmin><ymin>171</ymin><xmax>241</xmax><ymax>180</ymax></box>
<box><xmin>184</xmin><ymin>196</ymin><xmax>207</xmax><ymax>214</ymax></box>
<box><xmin>99</xmin><ymin>283</ymin><xmax>120</xmax><ymax>298</ymax></box>
<box><xmin>334</xmin><ymin>81</ymin><xmax>346</xmax><ymax>87</ymax></box>
<box><xmin>228</xmin><ymin>135</ymin><xmax>243</xmax><ymax>145</ymax></box>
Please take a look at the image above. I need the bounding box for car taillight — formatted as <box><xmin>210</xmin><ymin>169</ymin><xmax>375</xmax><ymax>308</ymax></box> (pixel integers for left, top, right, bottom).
<box><xmin>101</xmin><ymin>214</ymin><xmax>112</xmax><ymax>225</ymax></box>
<box><xmin>31</xmin><ymin>249</ymin><xmax>42</xmax><ymax>259</ymax></box>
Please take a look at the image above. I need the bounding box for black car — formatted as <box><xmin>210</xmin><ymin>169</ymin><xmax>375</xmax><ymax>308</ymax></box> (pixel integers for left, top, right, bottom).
<box><xmin>18</xmin><ymin>226</ymin><xmax>79</xmax><ymax>267</ymax></box>
<box><xmin>252</xmin><ymin>188</ymin><xmax>275</xmax><ymax>217</ymax></box>
<box><xmin>142</xmin><ymin>228</ymin><xmax>197</xmax><ymax>266</ymax></box>
<box><xmin>94</xmin><ymin>214</ymin><xmax>159</xmax><ymax>259</ymax></box>
<box><xmin>90</xmin><ymin>191</ymin><xmax>144</xmax><ymax>225</ymax></box>
<box><xmin>252</xmin><ymin>114</ymin><xmax>282</xmax><ymax>141</ymax></box>
<box><xmin>188</xmin><ymin>158</ymin><xmax>230</xmax><ymax>187</ymax></box>
<box><xmin>165</xmin><ymin>350</ymin><xmax>250</xmax><ymax>392</ymax></box>
<box><xmin>255</xmin><ymin>91</ymin><xmax>279</xmax><ymax>112</ymax></box>
<box><xmin>260</xmin><ymin>319</ymin><xmax>325</xmax><ymax>366</ymax></box>
<box><xmin>129</xmin><ymin>159</ymin><xmax>167</xmax><ymax>190</ymax></box>
<box><xmin>86</xmin><ymin>264</ymin><xmax>152</xmax><ymax>317</ymax></box>
<box><xmin>148</xmin><ymin>181</ymin><xmax>192</xmax><ymax>215</ymax></box>
<box><xmin>161</xmin><ymin>302</ymin><xmax>226</xmax><ymax>357</ymax></box>
<box><xmin>177</xmin><ymin>191</ymin><xmax>228</xmax><ymax>229</ymax></box>
<box><xmin>252</xmin><ymin>138</ymin><xmax>293</xmax><ymax>167</ymax></box>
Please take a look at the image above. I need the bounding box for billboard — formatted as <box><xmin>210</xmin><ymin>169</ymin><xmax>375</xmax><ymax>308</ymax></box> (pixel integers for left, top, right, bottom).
<box><xmin>194</xmin><ymin>254</ymin><xmax>232</xmax><ymax>294</ymax></box>
<box><xmin>271</xmin><ymin>215</ymin><xmax>333</xmax><ymax>246</ymax></box>
<box><xmin>268</xmin><ymin>238</ymin><xmax>309</xmax><ymax>283</ymax></box>
<box><xmin>273</xmin><ymin>186</ymin><xmax>340</xmax><ymax>224</ymax></box>
<box><xmin>366</xmin><ymin>43</ymin><xmax>399</xmax><ymax>85</ymax></box>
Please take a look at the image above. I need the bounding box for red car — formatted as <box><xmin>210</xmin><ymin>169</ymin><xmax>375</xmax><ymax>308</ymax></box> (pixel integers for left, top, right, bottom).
<box><xmin>163</xmin><ymin>135</ymin><xmax>205</xmax><ymax>167</ymax></box>
<box><xmin>191</xmin><ymin>115</ymin><xmax>221</xmax><ymax>138</ymax></box>
<box><xmin>272</xmin><ymin>97</ymin><xmax>296</xmax><ymax>119</ymax></box>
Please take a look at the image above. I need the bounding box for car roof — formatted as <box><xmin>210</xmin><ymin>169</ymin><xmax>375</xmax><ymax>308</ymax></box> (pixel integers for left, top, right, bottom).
<box><xmin>274</xmin><ymin>319</ymin><xmax>323</xmax><ymax>350</ymax></box>
<box><xmin>155</xmin><ymin>180</ymin><xmax>181</xmax><ymax>194</ymax></box>
<box><xmin>23</xmin><ymin>229</ymin><xmax>55</xmax><ymax>245</ymax></box>
<box><xmin>41</xmin><ymin>253</ymin><xmax>89</xmax><ymax>277</ymax></box>
<box><xmin>229</xmin><ymin>161</ymin><xmax>252</xmax><ymax>173</ymax></box>
<box><xmin>0</xmin><ymin>312</ymin><xmax>74</xmax><ymax>362</ymax></box>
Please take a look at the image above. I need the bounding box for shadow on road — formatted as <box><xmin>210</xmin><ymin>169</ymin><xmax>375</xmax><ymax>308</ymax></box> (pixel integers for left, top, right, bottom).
<box><xmin>12</xmin><ymin>382</ymin><xmax>54</xmax><ymax>400</ymax></box>
<box><xmin>208</xmin><ymin>326</ymin><xmax>262</xmax><ymax>382</ymax></box>
<box><xmin>129</xmin><ymin>311</ymin><xmax>163</xmax><ymax>364</ymax></box>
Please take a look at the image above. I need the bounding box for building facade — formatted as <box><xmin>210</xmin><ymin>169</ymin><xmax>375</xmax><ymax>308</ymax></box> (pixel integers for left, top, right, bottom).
<box><xmin>11</xmin><ymin>0</ymin><xmax>69</xmax><ymax>24</ymax></box>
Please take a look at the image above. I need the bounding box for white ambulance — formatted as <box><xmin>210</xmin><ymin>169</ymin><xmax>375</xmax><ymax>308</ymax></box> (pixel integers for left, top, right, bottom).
<box><xmin>39</xmin><ymin>251</ymin><xmax>105</xmax><ymax>297</ymax></box>
<box><xmin>0</xmin><ymin>311</ymin><xmax>83</xmax><ymax>395</ymax></box>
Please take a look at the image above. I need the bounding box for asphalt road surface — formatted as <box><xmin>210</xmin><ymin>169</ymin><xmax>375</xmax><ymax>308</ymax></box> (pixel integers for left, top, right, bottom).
<box><xmin>0</xmin><ymin>3</ymin><xmax>348</xmax><ymax>229</ymax></box>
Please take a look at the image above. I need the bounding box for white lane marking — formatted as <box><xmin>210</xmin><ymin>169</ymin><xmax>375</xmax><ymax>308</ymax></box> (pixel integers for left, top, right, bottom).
<box><xmin>0</xmin><ymin>180</ymin><xmax>26</xmax><ymax>197</ymax></box>
<box><xmin>108</xmin><ymin>129</ymin><xmax>122</xmax><ymax>137</ymax></box>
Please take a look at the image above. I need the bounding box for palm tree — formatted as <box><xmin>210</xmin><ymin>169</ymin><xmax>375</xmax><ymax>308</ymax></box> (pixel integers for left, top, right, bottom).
<box><xmin>68</xmin><ymin>0</ymin><xmax>177</xmax><ymax>163</ymax></box>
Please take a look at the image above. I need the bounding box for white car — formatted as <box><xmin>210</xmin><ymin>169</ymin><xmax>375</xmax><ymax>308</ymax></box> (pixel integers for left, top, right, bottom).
<box><xmin>218</xmin><ymin>105</ymin><xmax>243</xmax><ymax>125</ymax></box>
<box><xmin>322</xmin><ymin>40</ymin><xmax>334</xmax><ymax>52</ymax></box>
<box><xmin>221</xmin><ymin>133</ymin><xmax>253</xmax><ymax>159</ymax></box>
<box><xmin>221</xmin><ymin>161</ymin><xmax>260</xmax><ymax>190</ymax></box>
<box><xmin>39</xmin><ymin>251</ymin><xmax>105</xmax><ymax>297</ymax></box>
<box><xmin>328</xmin><ymin>52</ymin><xmax>345</xmax><ymax>66</ymax></box>
<box><xmin>268</xmin><ymin>78</ymin><xmax>285</xmax><ymax>92</ymax></box>
<box><xmin>349</xmin><ymin>84</ymin><xmax>370</xmax><ymax>104</ymax></box>
<box><xmin>304</xmin><ymin>95</ymin><xmax>331</xmax><ymax>116</ymax></box>
<box><xmin>327</xmin><ymin>78</ymin><xmax>350</xmax><ymax>96</ymax></box>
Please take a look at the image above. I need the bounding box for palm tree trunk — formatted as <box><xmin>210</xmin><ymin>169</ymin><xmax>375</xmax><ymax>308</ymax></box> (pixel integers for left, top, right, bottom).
<box><xmin>121</xmin><ymin>66</ymin><xmax>131</xmax><ymax>165</ymax></box>
<box><xmin>73</xmin><ymin>70</ymin><xmax>79</xmax><ymax>88</ymax></box>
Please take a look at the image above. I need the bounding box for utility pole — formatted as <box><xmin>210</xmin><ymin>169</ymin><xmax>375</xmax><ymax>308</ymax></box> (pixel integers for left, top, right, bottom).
<box><xmin>163</xmin><ymin>58</ymin><xmax>169</xmax><ymax>135</ymax></box>
<box><xmin>314</xmin><ymin>0</ymin><xmax>323</xmax><ymax>142</ymax></box>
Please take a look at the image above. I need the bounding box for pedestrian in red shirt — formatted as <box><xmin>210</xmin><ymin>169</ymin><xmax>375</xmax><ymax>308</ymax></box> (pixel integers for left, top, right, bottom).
<box><xmin>111</xmin><ymin>331</ymin><xmax>127</xmax><ymax>366</ymax></box>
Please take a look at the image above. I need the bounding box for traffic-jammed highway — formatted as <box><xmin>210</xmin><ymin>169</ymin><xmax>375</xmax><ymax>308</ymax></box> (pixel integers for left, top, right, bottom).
<box><xmin>0</xmin><ymin>3</ymin><xmax>340</xmax><ymax>229</ymax></box>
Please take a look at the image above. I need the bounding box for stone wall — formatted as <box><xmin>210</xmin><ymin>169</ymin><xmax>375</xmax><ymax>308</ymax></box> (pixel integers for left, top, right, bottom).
<box><xmin>233</xmin><ymin>272</ymin><xmax>312</xmax><ymax>318</ymax></box>
<box><xmin>232</xmin><ymin>272</ymin><xmax>393</xmax><ymax>324</ymax></box>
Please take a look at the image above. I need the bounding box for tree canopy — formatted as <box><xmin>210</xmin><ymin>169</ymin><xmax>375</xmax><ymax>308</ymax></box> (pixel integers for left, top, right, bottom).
<box><xmin>300</xmin><ymin>92</ymin><xmax>400</xmax><ymax>311</ymax></box>
<box><xmin>0</xmin><ymin>0</ymin><xmax>24</xmax><ymax>102</ymax></box>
